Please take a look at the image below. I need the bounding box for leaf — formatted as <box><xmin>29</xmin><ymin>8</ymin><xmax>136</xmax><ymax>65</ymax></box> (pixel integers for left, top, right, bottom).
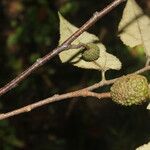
<box><xmin>136</xmin><ymin>141</ymin><xmax>150</xmax><ymax>150</ymax></box>
<box><xmin>58</xmin><ymin>12</ymin><xmax>98</xmax><ymax>46</ymax></box>
<box><xmin>118</xmin><ymin>0</ymin><xmax>150</xmax><ymax>57</ymax></box>
<box><xmin>147</xmin><ymin>103</ymin><xmax>150</xmax><ymax>110</ymax></box>
<box><xmin>58</xmin><ymin>13</ymin><xmax>122</xmax><ymax>71</ymax></box>
<box><xmin>72</xmin><ymin>44</ymin><xmax>122</xmax><ymax>71</ymax></box>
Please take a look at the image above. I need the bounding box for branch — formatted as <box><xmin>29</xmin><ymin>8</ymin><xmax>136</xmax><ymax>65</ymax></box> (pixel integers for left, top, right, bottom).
<box><xmin>0</xmin><ymin>91</ymin><xmax>110</xmax><ymax>120</ymax></box>
<box><xmin>87</xmin><ymin>65</ymin><xmax>150</xmax><ymax>91</ymax></box>
<box><xmin>0</xmin><ymin>0</ymin><xmax>126</xmax><ymax>97</ymax></box>
<box><xmin>134</xmin><ymin>66</ymin><xmax>150</xmax><ymax>74</ymax></box>
<box><xmin>0</xmin><ymin>65</ymin><xmax>150</xmax><ymax>120</ymax></box>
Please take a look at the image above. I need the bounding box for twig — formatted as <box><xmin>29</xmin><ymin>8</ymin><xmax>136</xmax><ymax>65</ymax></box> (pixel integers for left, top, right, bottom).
<box><xmin>0</xmin><ymin>0</ymin><xmax>126</xmax><ymax>97</ymax></box>
<box><xmin>87</xmin><ymin>65</ymin><xmax>150</xmax><ymax>91</ymax></box>
<box><xmin>0</xmin><ymin>65</ymin><xmax>150</xmax><ymax>120</ymax></box>
<box><xmin>0</xmin><ymin>91</ymin><xmax>110</xmax><ymax>120</ymax></box>
<box><xmin>134</xmin><ymin>65</ymin><xmax>150</xmax><ymax>74</ymax></box>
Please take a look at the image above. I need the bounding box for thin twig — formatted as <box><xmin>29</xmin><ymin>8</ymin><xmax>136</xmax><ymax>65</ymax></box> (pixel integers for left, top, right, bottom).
<box><xmin>0</xmin><ymin>91</ymin><xmax>110</xmax><ymax>120</ymax></box>
<box><xmin>134</xmin><ymin>65</ymin><xmax>150</xmax><ymax>74</ymax></box>
<box><xmin>0</xmin><ymin>65</ymin><xmax>150</xmax><ymax>120</ymax></box>
<box><xmin>87</xmin><ymin>65</ymin><xmax>150</xmax><ymax>91</ymax></box>
<box><xmin>0</xmin><ymin>0</ymin><xmax>126</xmax><ymax>97</ymax></box>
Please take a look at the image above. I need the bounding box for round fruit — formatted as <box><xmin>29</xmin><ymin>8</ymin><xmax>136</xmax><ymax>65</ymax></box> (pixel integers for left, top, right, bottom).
<box><xmin>82</xmin><ymin>43</ymin><xmax>100</xmax><ymax>62</ymax></box>
<box><xmin>110</xmin><ymin>74</ymin><xmax>150</xmax><ymax>106</ymax></box>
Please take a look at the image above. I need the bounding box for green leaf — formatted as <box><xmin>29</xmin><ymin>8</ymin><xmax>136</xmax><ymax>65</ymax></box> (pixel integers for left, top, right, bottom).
<box><xmin>58</xmin><ymin>13</ymin><xmax>121</xmax><ymax>71</ymax></box>
<box><xmin>118</xmin><ymin>0</ymin><xmax>150</xmax><ymax>57</ymax></box>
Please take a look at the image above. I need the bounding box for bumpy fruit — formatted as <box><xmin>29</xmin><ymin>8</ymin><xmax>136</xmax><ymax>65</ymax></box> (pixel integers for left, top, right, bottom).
<box><xmin>110</xmin><ymin>74</ymin><xmax>150</xmax><ymax>106</ymax></box>
<box><xmin>82</xmin><ymin>43</ymin><xmax>100</xmax><ymax>62</ymax></box>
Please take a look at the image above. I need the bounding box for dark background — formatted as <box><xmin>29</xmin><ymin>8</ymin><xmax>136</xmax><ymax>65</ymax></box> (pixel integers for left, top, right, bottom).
<box><xmin>0</xmin><ymin>0</ymin><xmax>150</xmax><ymax>149</ymax></box>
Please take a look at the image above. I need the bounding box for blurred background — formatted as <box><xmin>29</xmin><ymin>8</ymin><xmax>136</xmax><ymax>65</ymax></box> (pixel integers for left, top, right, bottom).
<box><xmin>0</xmin><ymin>0</ymin><xmax>150</xmax><ymax>149</ymax></box>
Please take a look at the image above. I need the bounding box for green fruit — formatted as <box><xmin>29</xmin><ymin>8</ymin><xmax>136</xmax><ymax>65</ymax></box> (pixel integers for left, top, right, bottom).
<box><xmin>110</xmin><ymin>74</ymin><xmax>150</xmax><ymax>106</ymax></box>
<box><xmin>82</xmin><ymin>43</ymin><xmax>100</xmax><ymax>62</ymax></box>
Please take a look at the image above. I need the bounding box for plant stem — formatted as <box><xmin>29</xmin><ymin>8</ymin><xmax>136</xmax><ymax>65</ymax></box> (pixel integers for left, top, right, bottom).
<box><xmin>0</xmin><ymin>0</ymin><xmax>126</xmax><ymax>97</ymax></box>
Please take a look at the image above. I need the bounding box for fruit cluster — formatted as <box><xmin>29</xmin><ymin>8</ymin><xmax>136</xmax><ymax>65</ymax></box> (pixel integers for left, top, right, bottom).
<box><xmin>82</xmin><ymin>43</ymin><xmax>100</xmax><ymax>62</ymax></box>
<box><xmin>110</xmin><ymin>74</ymin><xmax>150</xmax><ymax>106</ymax></box>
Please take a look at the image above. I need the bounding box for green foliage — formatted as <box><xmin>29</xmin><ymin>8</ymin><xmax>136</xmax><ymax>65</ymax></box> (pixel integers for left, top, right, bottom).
<box><xmin>0</xmin><ymin>121</ymin><xmax>24</xmax><ymax>150</ymax></box>
<box><xmin>60</xmin><ymin>1</ymin><xmax>78</xmax><ymax>15</ymax></box>
<box><xmin>7</xmin><ymin>27</ymin><xmax>24</xmax><ymax>48</ymax></box>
